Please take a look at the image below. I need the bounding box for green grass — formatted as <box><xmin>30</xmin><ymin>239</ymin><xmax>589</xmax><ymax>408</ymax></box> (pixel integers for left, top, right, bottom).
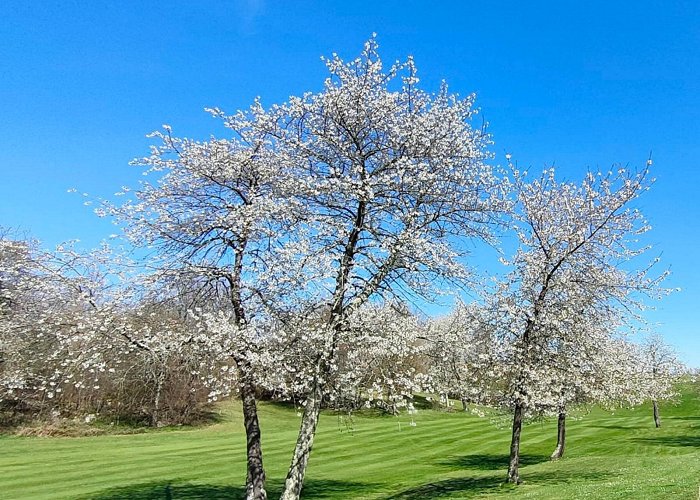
<box><xmin>1</xmin><ymin>383</ymin><xmax>699</xmax><ymax>499</ymax></box>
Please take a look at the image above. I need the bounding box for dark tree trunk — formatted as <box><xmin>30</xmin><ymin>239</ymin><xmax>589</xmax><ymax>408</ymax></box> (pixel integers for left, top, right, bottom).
<box><xmin>507</xmin><ymin>402</ymin><xmax>524</xmax><ymax>484</ymax></box>
<box><xmin>653</xmin><ymin>400</ymin><xmax>661</xmax><ymax>428</ymax></box>
<box><xmin>280</xmin><ymin>384</ymin><xmax>323</xmax><ymax>500</ymax></box>
<box><xmin>240</xmin><ymin>376</ymin><xmax>267</xmax><ymax>500</ymax></box>
<box><xmin>227</xmin><ymin>240</ymin><xmax>266</xmax><ymax>499</ymax></box>
<box><xmin>550</xmin><ymin>411</ymin><xmax>566</xmax><ymax>460</ymax></box>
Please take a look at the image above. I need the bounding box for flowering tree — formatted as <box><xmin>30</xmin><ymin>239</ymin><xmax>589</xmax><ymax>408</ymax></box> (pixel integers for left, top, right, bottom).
<box><xmin>0</xmin><ymin>234</ymin><xmax>116</xmax><ymax>421</ymax></box>
<box><xmin>637</xmin><ymin>333</ymin><xmax>681</xmax><ymax>428</ymax></box>
<box><xmin>101</xmin><ymin>36</ymin><xmax>503</xmax><ymax>499</ymax></box>
<box><xmin>104</xmin><ymin>106</ymin><xmax>312</xmax><ymax>498</ymax></box>
<box><xmin>542</xmin><ymin>325</ymin><xmax>645</xmax><ymax>460</ymax></box>
<box><xmin>0</xmin><ymin>233</ymin><xmax>45</xmax><ymax>419</ymax></box>
<box><xmin>424</xmin><ymin>302</ymin><xmax>499</xmax><ymax>411</ymax></box>
<box><xmin>267</xmin><ymin>37</ymin><xmax>505</xmax><ymax>499</ymax></box>
<box><xmin>267</xmin><ymin>301</ymin><xmax>427</xmax><ymax>416</ymax></box>
<box><xmin>0</xmin><ymin>230</ymin><xmax>221</xmax><ymax>428</ymax></box>
<box><xmin>492</xmin><ymin>164</ymin><xmax>669</xmax><ymax>483</ymax></box>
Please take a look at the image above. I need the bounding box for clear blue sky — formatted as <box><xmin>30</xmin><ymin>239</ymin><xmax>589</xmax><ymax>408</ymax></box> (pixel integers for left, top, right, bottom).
<box><xmin>1</xmin><ymin>1</ymin><xmax>698</xmax><ymax>365</ymax></box>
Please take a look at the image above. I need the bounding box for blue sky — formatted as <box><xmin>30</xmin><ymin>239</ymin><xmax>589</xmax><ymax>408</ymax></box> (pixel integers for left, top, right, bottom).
<box><xmin>1</xmin><ymin>1</ymin><xmax>698</xmax><ymax>365</ymax></box>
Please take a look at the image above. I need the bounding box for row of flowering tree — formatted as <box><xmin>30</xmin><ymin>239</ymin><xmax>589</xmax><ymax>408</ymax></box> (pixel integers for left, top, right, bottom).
<box><xmin>425</xmin><ymin>165</ymin><xmax>677</xmax><ymax>483</ymax></box>
<box><xmin>0</xmin><ymin>231</ymin><xmax>235</xmax><ymax>428</ymax></box>
<box><xmin>0</xmin><ymin>37</ymin><xmax>679</xmax><ymax>499</ymax></box>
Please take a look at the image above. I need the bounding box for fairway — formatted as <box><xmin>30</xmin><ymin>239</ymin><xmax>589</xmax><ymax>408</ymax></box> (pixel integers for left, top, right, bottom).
<box><xmin>2</xmin><ymin>385</ymin><xmax>698</xmax><ymax>499</ymax></box>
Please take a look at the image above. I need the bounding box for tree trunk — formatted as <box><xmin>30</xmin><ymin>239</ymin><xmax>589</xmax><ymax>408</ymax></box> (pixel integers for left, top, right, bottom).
<box><xmin>507</xmin><ymin>402</ymin><xmax>524</xmax><ymax>484</ymax></box>
<box><xmin>240</xmin><ymin>378</ymin><xmax>267</xmax><ymax>500</ymax></box>
<box><xmin>152</xmin><ymin>367</ymin><xmax>165</xmax><ymax>427</ymax></box>
<box><xmin>550</xmin><ymin>411</ymin><xmax>566</xmax><ymax>460</ymax></box>
<box><xmin>653</xmin><ymin>399</ymin><xmax>661</xmax><ymax>428</ymax></box>
<box><xmin>280</xmin><ymin>384</ymin><xmax>323</xmax><ymax>500</ymax></box>
<box><xmin>227</xmin><ymin>244</ymin><xmax>266</xmax><ymax>499</ymax></box>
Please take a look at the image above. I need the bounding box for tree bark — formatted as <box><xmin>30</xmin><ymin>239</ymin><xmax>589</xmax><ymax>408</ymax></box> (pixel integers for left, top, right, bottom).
<box><xmin>227</xmin><ymin>238</ymin><xmax>266</xmax><ymax>499</ymax></box>
<box><xmin>653</xmin><ymin>399</ymin><xmax>661</xmax><ymax>428</ymax></box>
<box><xmin>240</xmin><ymin>374</ymin><xmax>267</xmax><ymax>499</ymax></box>
<box><xmin>280</xmin><ymin>384</ymin><xmax>323</xmax><ymax>500</ymax></box>
<box><xmin>507</xmin><ymin>402</ymin><xmax>524</xmax><ymax>484</ymax></box>
<box><xmin>151</xmin><ymin>366</ymin><xmax>165</xmax><ymax>427</ymax></box>
<box><xmin>550</xmin><ymin>411</ymin><xmax>566</xmax><ymax>460</ymax></box>
<box><xmin>278</xmin><ymin>195</ymin><xmax>366</xmax><ymax>499</ymax></box>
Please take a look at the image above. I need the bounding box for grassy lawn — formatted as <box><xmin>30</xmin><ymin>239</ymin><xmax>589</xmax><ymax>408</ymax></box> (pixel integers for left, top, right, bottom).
<box><xmin>1</xmin><ymin>384</ymin><xmax>698</xmax><ymax>499</ymax></box>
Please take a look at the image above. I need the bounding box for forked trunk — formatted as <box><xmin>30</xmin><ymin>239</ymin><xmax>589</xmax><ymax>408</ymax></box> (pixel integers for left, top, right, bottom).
<box><xmin>280</xmin><ymin>384</ymin><xmax>323</xmax><ymax>500</ymax></box>
<box><xmin>507</xmin><ymin>402</ymin><xmax>524</xmax><ymax>484</ymax></box>
<box><xmin>240</xmin><ymin>378</ymin><xmax>267</xmax><ymax>500</ymax></box>
<box><xmin>653</xmin><ymin>400</ymin><xmax>661</xmax><ymax>428</ymax></box>
<box><xmin>550</xmin><ymin>411</ymin><xmax>566</xmax><ymax>460</ymax></box>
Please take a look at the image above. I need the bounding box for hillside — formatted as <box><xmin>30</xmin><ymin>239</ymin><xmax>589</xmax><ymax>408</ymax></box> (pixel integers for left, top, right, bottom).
<box><xmin>2</xmin><ymin>382</ymin><xmax>698</xmax><ymax>499</ymax></box>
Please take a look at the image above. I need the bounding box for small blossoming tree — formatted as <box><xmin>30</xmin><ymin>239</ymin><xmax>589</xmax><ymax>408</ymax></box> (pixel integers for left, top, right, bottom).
<box><xmin>491</xmin><ymin>164</ymin><xmax>670</xmax><ymax>483</ymax></box>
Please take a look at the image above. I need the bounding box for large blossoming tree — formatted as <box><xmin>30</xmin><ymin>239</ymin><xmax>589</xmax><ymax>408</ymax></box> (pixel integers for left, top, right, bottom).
<box><xmin>271</xmin><ymin>37</ymin><xmax>505</xmax><ymax>499</ymax></box>
<box><xmin>109</xmin><ymin>36</ymin><xmax>505</xmax><ymax>499</ymax></box>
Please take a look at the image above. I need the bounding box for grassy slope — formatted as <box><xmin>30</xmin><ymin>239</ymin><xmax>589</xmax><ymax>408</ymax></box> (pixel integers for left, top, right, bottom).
<box><xmin>1</xmin><ymin>384</ymin><xmax>698</xmax><ymax>499</ymax></box>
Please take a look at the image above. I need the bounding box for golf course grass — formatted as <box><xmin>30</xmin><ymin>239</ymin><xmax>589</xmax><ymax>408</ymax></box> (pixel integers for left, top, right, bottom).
<box><xmin>2</xmin><ymin>382</ymin><xmax>698</xmax><ymax>499</ymax></box>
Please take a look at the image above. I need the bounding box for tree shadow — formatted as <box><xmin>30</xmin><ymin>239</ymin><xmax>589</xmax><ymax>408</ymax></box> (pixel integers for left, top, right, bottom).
<box><xmin>438</xmin><ymin>453</ymin><xmax>550</xmax><ymax>471</ymax></box>
<box><xmin>87</xmin><ymin>482</ymin><xmax>246</xmax><ymax>500</ymax></box>
<box><xmin>386</xmin><ymin>470</ymin><xmax>615</xmax><ymax>499</ymax></box>
<box><xmin>301</xmin><ymin>479</ymin><xmax>381</xmax><ymax>498</ymax></box>
<box><xmin>385</xmin><ymin>475</ymin><xmax>507</xmax><ymax>499</ymax></box>
<box><xmin>87</xmin><ymin>478</ymin><xmax>380</xmax><ymax>499</ymax></box>
<box><xmin>633</xmin><ymin>435</ymin><xmax>700</xmax><ymax>447</ymax></box>
<box><xmin>523</xmin><ymin>470</ymin><xmax>615</xmax><ymax>485</ymax></box>
<box><xmin>411</xmin><ymin>394</ymin><xmax>441</xmax><ymax>410</ymax></box>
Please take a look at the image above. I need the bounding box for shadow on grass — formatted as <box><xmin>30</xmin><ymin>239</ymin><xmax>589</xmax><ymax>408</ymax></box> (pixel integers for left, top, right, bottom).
<box><xmin>87</xmin><ymin>478</ymin><xmax>379</xmax><ymax>499</ymax></box>
<box><xmin>386</xmin><ymin>475</ymin><xmax>507</xmax><ymax>499</ymax></box>
<box><xmin>411</xmin><ymin>394</ymin><xmax>440</xmax><ymax>410</ymax></box>
<box><xmin>87</xmin><ymin>482</ymin><xmax>245</xmax><ymax>499</ymax></box>
<box><xmin>439</xmin><ymin>453</ymin><xmax>550</xmax><ymax>471</ymax></box>
<box><xmin>386</xmin><ymin>470</ymin><xmax>615</xmax><ymax>499</ymax></box>
<box><xmin>301</xmin><ymin>479</ymin><xmax>381</xmax><ymax>498</ymax></box>
<box><xmin>634</xmin><ymin>435</ymin><xmax>700</xmax><ymax>447</ymax></box>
